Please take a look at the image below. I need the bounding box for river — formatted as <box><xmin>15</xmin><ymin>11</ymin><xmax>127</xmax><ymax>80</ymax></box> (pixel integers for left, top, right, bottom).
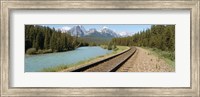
<box><xmin>25</xmin><ymin>46</ymin><xmax>112</xmax><ymax>72</ymax></box>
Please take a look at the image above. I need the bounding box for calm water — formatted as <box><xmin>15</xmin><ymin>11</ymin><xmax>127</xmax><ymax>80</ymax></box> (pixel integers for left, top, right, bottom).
<box><xmin>25</xmin><ymin>46</ymin><xmax>112</xmax><ymax>72</ymax></box>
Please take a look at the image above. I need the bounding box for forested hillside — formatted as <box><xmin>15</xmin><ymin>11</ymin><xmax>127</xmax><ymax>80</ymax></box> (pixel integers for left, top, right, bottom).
<box><xmin>25</xmin><ymin>25</ymin><xmax>88</xmax><ymax>54</ymax></box>
<box><xmin>111</xmin><ymin>25</ymin><xmax>175</xmax><ymax>61</ymax></box>
<box><xmin>112</xmin><ymin>25</ymin><xmax>175</xmax><ymax>51</ymax></box>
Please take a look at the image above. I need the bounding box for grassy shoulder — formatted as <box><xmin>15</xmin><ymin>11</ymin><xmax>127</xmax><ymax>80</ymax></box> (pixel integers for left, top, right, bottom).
<box><xmin>40</xmin><ymin>46</ymin><xmax>130</xmax><ymax>72</ymax></box>
<box><xmin>142</xmin><ymin>47</ymin><xmax>175</xmax><ymax>68</ymax></box>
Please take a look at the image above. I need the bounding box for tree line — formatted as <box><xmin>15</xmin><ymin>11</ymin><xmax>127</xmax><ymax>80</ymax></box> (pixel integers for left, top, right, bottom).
<box><xmin>111</xmin><ymin>25</ymin><xmax>175</xmax><ymax>52</ymax></box>
<box><xmin>25</xmin><ymin>25</ymin><xmax>88</xmax><ymax>54</ymax></box>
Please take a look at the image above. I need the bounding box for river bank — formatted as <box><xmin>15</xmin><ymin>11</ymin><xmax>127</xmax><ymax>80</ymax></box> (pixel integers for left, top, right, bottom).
<box><xmin>25</xmin><ymin>46</ymin><xmax>113</xmax><ymax>72</ymax></box>
<box><xmin>42</xmin><ymin>46</ymin><xmax>129</xmax><ymax>72</ymax></box>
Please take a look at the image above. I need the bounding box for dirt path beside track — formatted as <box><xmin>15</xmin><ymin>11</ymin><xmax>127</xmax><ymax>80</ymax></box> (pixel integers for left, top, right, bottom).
<box><xmin>117</xmin><ymin>47</ymin><xmax>175</xmax><ymax>72</ymax></box>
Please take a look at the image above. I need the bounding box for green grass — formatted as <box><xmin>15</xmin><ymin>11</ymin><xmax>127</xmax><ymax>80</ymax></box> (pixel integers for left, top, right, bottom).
<box><xmin>40</xmin><ymin>59</ymin><xmax>96</xmax><ymax>72</ymax></box>
<box><xmin>143</xmin><ymin>47</ymin><xmax>175</xmax><ymax>67</ymax></box>
<box><xmin>111</xmin><ymin>46</ymin><xmax>129</xmax><ymax>54</ymax></box>
<box><xmin>40</xmin><ymin>46</ymin><xmax>130</xmax><ymax>72</ymax></box>
<box><xmin>40</xmin><ymin>64</ymin><xmax>69</xmax><ymax>72</ymax></box>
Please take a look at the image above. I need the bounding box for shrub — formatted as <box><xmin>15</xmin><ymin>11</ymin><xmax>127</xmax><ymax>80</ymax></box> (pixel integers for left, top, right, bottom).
<box><xmin>107</xmin><ymin>42</ymin><xmax>112</xmax><ymax>50</ymax></box>
<box><xmin>26</xmin><ymin>48</ymin><xmax>37</xmax><ymax>55</ymax></box>
<box><xmin>113</xmin><ymin>47</ymin><xmax>119</xmax><ymax>51</ymax></box>
<box><xmin>37</xmin><ymin>49</ymin><xmax>43</xmax><ymax>54</ymax></box>
<box><xmin>43</xmin><ymin>49</ymin><xmax>53</xmax><ymax>54</ymax></box>
<box><xmin>113</xmin><ymin>43</ymin><xmax>117</xmax><ymax>49</ymax></box>
<box><xmin>100</xmin><ymin>45</ymin><xmax>107</xmax><ymax>49</ymax></box>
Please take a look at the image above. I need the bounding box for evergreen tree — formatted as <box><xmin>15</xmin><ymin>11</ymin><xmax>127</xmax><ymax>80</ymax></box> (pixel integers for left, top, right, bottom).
<box><xmin>107</xmin><ymin>42</ymin><xmax>112</xmax><ymax>50</ymax></box>
<box><xmin>25</xmin><ymin>25</ymin><xmax>86</xmax><ymax>54</ymax></box>
<box><xmin>111</xmin><ymin>25</ymin><xmax>175</xmax><ymax>52</ymax></box>
<box><xmin>50</xmin><ymin>32</ymin><xmax>56</xmax><ymax>51</ymax></box>
<box><xmin>44</xmin><ymin>28</ymin><xmax>51</xmax><ymax>49</ymax></box>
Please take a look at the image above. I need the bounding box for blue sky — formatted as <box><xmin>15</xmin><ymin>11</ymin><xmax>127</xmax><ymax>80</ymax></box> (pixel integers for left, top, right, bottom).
<box><xmin>41</xmin><ymin>24</ymin><xmax>152</xmax><ymax>34</ymax></box>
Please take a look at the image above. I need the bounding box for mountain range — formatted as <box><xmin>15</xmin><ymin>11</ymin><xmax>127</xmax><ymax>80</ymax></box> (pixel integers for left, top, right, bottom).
<box><xmin>57</xmin><ymin>25</ymin><xmax>133</xmax><ymax>38</ymax></box>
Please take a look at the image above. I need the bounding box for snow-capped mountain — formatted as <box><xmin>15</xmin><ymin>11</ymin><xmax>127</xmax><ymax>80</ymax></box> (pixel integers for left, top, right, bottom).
<box><xmin>68</xmin><ymin>25</ymin><xmax>87</xmax><ymax>37</ymax></box>
<box><xmin>58</xmin><ymin>25</ymin><xmax>132</xmax><ymax>38</ymax></box>
<box><xmin>117</xmin><ymin>31</ymin><xmax>134</xmax><ymax>37</ymax></box>
<box><xmin>85</xmin><ymin>29</ymin><xmax>102</xmax><ymax>37</ymax></box>
<box><xmin>85</xmin><ymin>27</ymin><xmax>121</xmax><ymax>38</ymax></box>
<box><xmin>56</xmin><ymin>26</ymin><xmax>71</xmax><ymax>33</ymax></box>
<box><xmin>87</xmin><ymin>28</ymin><xmax>98</xmax><ymax>35</ymax></box>
<box><xmin>100</xmin><ymin>26</ymin><xmax>119</xmax><ymax>37</ymax></box>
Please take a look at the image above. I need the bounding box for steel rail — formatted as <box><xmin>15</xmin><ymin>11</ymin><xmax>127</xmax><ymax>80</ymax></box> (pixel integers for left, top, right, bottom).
<box><xmin>108</xmin><ymin>48</ymin><xmax>136</xmax><ymax>72</ymax></box>
<box><xmin>70</xmin><ymin>47</ymin><xmax>136</xmax><ymax>72</ymax></box>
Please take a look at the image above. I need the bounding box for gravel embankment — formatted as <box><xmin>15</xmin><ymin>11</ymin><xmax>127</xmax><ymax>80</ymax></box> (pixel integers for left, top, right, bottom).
<box><xmin>117</xmin><ymin>47</ymin><xmax>175</xmax><ymax>72</ymax></box>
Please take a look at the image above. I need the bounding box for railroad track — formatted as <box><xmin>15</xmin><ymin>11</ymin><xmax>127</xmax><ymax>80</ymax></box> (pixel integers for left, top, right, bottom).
<box><xmin>70</xmin><ymin>47</ymin><xmax>137</xmax><ymax>72</ymax></box>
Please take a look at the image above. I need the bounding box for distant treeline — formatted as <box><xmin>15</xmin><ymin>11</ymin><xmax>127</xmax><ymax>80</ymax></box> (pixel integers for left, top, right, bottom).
<box><xmin>111</xmin><ymin>25</ymin><xmax>175</xmax><ymax>52</ymax></box>
<box><xmin>25</xmin><ymin>25</ymin><xmax>88</xmax><ymax>54</ymax></box>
